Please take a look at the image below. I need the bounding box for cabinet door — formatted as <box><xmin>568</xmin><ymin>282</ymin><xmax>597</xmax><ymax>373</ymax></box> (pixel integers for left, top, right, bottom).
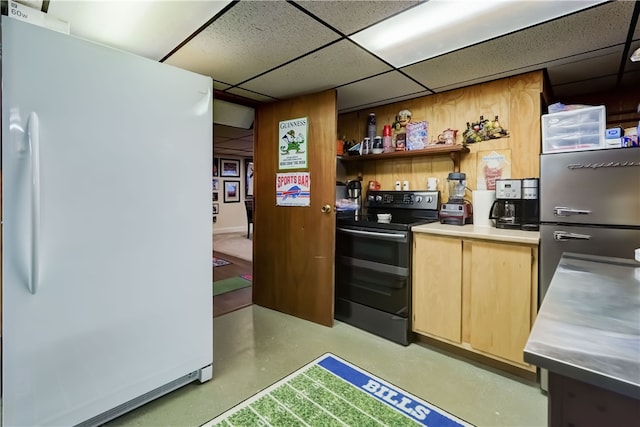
<box><xmin>469</xmin><ymin>241</ymin><xmax>532</xmax><ymax>364</ymax></box>
<box><xmin>412</xmin><ymin>235</ymin><xmax>462</xmax><ymax>343</ymax></box>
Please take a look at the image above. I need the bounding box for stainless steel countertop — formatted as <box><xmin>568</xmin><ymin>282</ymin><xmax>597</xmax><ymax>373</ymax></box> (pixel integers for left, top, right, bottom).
<box><xmin>524</xmin><ymin>253</ymin><xmax>640</xmax><ymax>399</ymax></box>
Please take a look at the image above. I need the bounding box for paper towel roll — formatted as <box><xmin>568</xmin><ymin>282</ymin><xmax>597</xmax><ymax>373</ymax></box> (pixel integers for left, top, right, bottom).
<box><xmin>472</xmin><ymin>190</ymin><xmax>496</xmax><ymax>227</ymax></box>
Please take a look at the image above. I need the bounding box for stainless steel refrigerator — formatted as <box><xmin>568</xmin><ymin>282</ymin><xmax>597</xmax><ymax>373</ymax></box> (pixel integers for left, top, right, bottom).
<box><xmin>538</xmin><ymin>148</ymin><xmax>640</xmax><ymax>389</ymax></box>
<box><xmin>2</xmin><ymin>17</ymin><xmax>213</xmax><ymax>426</ymax></box>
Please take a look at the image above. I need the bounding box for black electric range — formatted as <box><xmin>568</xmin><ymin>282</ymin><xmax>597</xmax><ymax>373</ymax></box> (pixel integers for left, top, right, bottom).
<box><xmin>336</xmin><ymin>190</ymin><xmax>441</xmax><ymax>229</ymax></box>
<box><xmin>334</xmin><ymin>190</ymin><xmax>440</xmax><ymax>345</ymax></box>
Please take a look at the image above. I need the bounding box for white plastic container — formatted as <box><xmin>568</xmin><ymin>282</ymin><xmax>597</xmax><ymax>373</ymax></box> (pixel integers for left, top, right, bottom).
<box><xmin>541</xmin><ymin>106</ymin><xmax>605</xmax><ymax>153</ymax></box>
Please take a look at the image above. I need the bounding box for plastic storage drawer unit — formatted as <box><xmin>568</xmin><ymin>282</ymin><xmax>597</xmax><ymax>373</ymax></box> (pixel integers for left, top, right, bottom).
<box><xmin>541</xmin><ymin>106</ymin><xmax>605</xmax><ymax>153</ymax></box>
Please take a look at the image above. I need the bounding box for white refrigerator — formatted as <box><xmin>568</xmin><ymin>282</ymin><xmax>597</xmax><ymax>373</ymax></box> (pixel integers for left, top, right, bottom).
<box><xmin>2</xmin><ymin>17</ymin><xmax>213</xmax><ymax>427</ymax></box>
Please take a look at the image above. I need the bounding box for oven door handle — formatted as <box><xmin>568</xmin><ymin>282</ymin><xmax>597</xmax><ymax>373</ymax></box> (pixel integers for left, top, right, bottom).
<box><xmin>337</xmin><ymin>227</ymin><xmax>407</xmax><ymax>240</ymax></box>
<box><xmin>339</xmin><ymin>256</ymin><xmax>408</xmax><ymax>277</ymax></box>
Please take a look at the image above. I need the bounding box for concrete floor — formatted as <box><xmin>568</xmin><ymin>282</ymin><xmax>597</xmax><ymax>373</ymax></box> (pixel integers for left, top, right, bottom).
<box><xmin>106</xmin><ymin>305</ymin><xmax>547</xmax><ymax>427</ymax></box>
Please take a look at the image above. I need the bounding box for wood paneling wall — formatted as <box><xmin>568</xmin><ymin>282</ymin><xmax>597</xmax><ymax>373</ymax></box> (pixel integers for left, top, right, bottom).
<box><xmin>561</xmin><ymin>87</ymin><xmax>640</xmax><ymax>130</ymax></box>
<box><xmin>338</xmin><ymin>71</ymin><xmax>544</xmax><ymax>199</ymax></box>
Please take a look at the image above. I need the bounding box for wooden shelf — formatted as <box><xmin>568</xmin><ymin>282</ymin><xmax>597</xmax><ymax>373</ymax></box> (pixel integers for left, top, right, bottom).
<box><xmin>339</xmin><ymin>144</ymin><xmax>470</xmax><ymax>172</ymax></box>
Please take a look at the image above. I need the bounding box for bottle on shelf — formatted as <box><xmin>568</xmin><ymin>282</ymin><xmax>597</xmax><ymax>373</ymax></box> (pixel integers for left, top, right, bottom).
<box><xmin>382</xmin><ymin>124</ymin><xmax>393</xmax><ymax>153</ymax></box>
<box><xmin>367</xmin><ymin>113</ymin><xmax>376</xmax><ymax>143</ymax></box>
<box><xmin>336</xmin><ymin>135</ymin><xmax>345</xmax><ymax>156</ymax></box>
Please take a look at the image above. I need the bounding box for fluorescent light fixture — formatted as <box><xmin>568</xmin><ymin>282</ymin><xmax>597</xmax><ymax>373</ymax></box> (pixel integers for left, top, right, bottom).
<box><xmin>350</xmin><ymin>0</ymin><xmax>607</xmax><ymax>68</ymax></box>
<box><xmin>213</xmin><ymin>99</ymin><xmax>254</xmax><ymax>129</ymax></box>
<box><xmin>47</xmin><ymin>1</ymin><xmax>233</xmax><ymax>60</ymax></box>
<box><xmin>15</xmin><ymin>0</ymin><xmax>43</xmax><ymax>10</ymax></box>
<box><xmin>631</xmin><ymin>47</ymin><xmax>640</xmax><ymax>62</ymax></box>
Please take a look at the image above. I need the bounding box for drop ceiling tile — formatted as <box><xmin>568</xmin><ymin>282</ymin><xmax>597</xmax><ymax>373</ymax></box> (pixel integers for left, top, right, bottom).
<box><xmin>214</xmin><ymin>139</ymin><xmax>253</xmax><ymax>149</ymax></box>
<box><xmin>336</xmin><ymin>72</ymin><xmax>429</xmax><ymax>112</ymax></box>
<box><xmin>214</xmin><ymin>81</ymin><xmax>232</xmax><ymax>91</ymax></box>
<box><xmin>402</xmin><ymin>1</ymin><xmax>631</xmax><ymax>92</ymax></box>
<box><xmin>48</xmin><ymin>1</ymin><xmax>231</xmax><ymax>60</ymax></box>
<box><xmin>296</xmin><ymin>0</ymin><xmax>421</xmax><ymax>35</ymax></box>
<box><xmin>213</xmin><ymin>124</ymin><xmax>254</xmax><ymax>156</ymax></box>
<box><xmin>339</xmin><ymin>90</ymin><xmax>433</xmax><ymax>114</ymax></box>
<box><xmin>545</xmin><ymin>47</ymin><xmax>622</xmax><ymax>85</ymax></box>
<box><xmin>240</xmin><ymin>40</ymin><xmax>393</xmax><ymax>99</ymax></box>
<box><xmin>215</xmin><ymin>125</ymin><xmax>253</xmax><ymax>140</ymax></box>
<box><xmin>163</xmin><ymin>1</ymin><xmax>340</xmax><ymax>85</ymax></box>
<box><xmin>214</xmin><ymin>143</ymin><xmax>253</xmax><ymax>157</ymax></box>
<box><xmin>225</xmin><ymin>87</ymin><xmax>278</xmax><ymax>103</ymax></box>
<box><xmin>552</xmin><ymin>75</ymin><xmax>618</xmax><ymax>99</ymax></box>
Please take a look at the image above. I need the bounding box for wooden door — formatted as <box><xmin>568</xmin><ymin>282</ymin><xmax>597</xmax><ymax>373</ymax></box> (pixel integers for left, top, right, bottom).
<box><xmin>412</xmin><ymin>234</ymin><xmax>462</xmax><ymax>343</ymax></box>
<box><xmin>469</xmin><ymin>241</ymin><xmax>533</xmax><ymax>364</ymax></box>
<box><xmin>253</xmin><ymin>90</ymin><xmax>337</xmax><ymax>326</ymax></box>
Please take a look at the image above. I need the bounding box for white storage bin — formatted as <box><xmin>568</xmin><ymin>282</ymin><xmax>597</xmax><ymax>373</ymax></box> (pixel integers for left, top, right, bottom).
<box><xmin>541</xmin><ymin>106</ymin><xmax>605</xmax><ymax>153</ymax></box>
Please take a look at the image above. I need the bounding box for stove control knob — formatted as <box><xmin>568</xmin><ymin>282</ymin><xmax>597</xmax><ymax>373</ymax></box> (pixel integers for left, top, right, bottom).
<box><xmin>368</xmin><ymin>195</ymin><xmax>375</xmax><ymax>201</ymax></box>
<box><xmin>426</xmin><ymin>196</ymin><xmax>433</xmax><ymax>203</ymax></box>
<box><xmin>375</xmin><ymin>195</ymin><xmax>382</xmax><ymax>202</ymax></box>
<box><xmin>415</xmin><ymin>196</ymin><xmax>423</xmax><ymax>203</ymax></box>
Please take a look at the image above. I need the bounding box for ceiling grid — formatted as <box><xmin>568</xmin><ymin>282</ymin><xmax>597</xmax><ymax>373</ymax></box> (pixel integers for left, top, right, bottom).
<box><xmin>38</xmin><ymin>0</ymin><xmax>640</xmax><ymax>155</ymax></box>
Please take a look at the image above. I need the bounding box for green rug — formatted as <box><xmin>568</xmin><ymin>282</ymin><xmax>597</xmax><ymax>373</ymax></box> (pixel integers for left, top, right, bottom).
<box><xmin>213</xmin><ymin>276</ymin><xmax>251</xmax><ymax>296</ymax></box>
<box><xmin>202</xmin><ymin>353</ymin><xmax>472</xmax><ymax>427</ymax></box>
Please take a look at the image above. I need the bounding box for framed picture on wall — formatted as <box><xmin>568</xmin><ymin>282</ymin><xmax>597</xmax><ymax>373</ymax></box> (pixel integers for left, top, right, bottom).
<box><xmin>245</xmin><ymin>158</ymin><xmax>254</xmax><ymax>197</ymax></box>
<box><xmin>221</xmin><ymin>158</ymin><xmax>240</xmax><ymax>177</ymax></box>
<box><xmin>212</xmin><ymin>178</ymin><xmax>219</xmax><ymax>191</ymax></box>
<box><xmin>223</xmin><ymin>180</ymin><xmax>240</xmax><ymax>203</ymax></box>
<box><xmin>212</xmin><ymin>192</ymin><xmax>218</xmax><ymax>202</ymax></box>
<box><xmin>213</xmin><ymin>157</ymin><xmax>219</xmax><ymax>177</ymax></box>
<box><xmin>212</xmin><ymin>203</ymin><xmax>219</xmax><ymax>214</ymax></box>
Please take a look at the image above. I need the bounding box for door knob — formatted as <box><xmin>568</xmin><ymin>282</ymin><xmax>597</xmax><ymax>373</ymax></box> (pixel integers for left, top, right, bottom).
<box><xmin>321</xmin><ymin>204</ymin><xmax>332</xmax><ymax>213</ymax></box>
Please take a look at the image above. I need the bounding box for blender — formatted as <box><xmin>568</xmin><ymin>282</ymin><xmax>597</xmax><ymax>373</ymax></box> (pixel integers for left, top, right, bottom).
<box><xmin>439</xmin><ymin>172</ymin><xmax>473</xmax><ymax>225</ymax></box>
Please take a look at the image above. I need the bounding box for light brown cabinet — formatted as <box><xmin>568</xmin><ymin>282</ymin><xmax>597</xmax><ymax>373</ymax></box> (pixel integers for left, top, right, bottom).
<box><xmin>413</xmin><ymin>235</ymin><xmax>463</xmax><ymax>343</ymax></box>
<box><xmin>412</xmin><ymin>233</ymin><xmax>538</xmax><ymax>371</ymax></box>
<box><xmin>468</xmin><ymin>241</ymin><xmax>535</xmax><ymax>365</ymax></box>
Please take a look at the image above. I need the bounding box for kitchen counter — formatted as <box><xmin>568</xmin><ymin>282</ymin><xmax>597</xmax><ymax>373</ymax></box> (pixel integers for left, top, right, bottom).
<box><xmin>524</xmin><ymin>252</ymin><xmax>640</xmax><ymax>400</ymax></box>
<box><xmin>411</xmin><ymin>222</ymin><xmax>539</xmax><ymax>245</ymax></box>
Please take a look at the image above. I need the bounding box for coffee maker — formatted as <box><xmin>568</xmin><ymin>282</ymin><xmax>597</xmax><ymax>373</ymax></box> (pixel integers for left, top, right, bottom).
<box><xmin>439</xmin><ymin>172</ymin><xmax>473</xmax><ymax>225</ymax></box>
<box><xmin>520</xmin><ymin>178</ymin><xmax>540</xmax><ymax>231</ymax></box>
<box><xmin>489</xmin><ymin>179</ymin><xmax>521</xmax><ymax>229</ymax></box>
<box><xmin>489</xmin><ymin>178</ymin><xmax>539</xmax><ymax>230</ymax></box>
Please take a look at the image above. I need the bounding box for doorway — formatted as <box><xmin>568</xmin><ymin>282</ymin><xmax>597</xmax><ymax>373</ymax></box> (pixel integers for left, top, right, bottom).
<box><xmin>213</xmin><ymin>234</ymin><xmax>253</xmax><ymax>316</ymax></box>
<box><xmin>213</xmin><ymin>122</ymin><xmax>254</xmax><ymax>316</ymax></box>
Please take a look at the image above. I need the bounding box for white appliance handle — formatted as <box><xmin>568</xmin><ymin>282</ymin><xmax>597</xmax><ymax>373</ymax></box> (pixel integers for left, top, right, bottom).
<box><xmin>28</xmin><ymin>112</ymin><xmax>41</xmax><ymax>294</ymax></box>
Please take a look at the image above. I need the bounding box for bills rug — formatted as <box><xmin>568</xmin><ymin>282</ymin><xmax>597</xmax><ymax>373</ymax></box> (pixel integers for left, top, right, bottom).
<box><xmin>202</xmin><ymin>353</ymin><xmax>472</xmax><ymax>427</ymax></box>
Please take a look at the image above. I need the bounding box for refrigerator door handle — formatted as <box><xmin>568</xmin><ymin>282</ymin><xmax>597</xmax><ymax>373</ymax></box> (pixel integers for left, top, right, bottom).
<box><xmin>553</xmin><ymin>206</ymin><xmax>591</xmax><ymax>217</ymax></box>
<box><xmin>553</xmin><ymin>231</ymin><xmax>592</xmax><ymax>241</ymax></box>
<box><xmin>28</xmin><ymin>112</ymin><xmax>41</xmax><ymax>294</ymax></box>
